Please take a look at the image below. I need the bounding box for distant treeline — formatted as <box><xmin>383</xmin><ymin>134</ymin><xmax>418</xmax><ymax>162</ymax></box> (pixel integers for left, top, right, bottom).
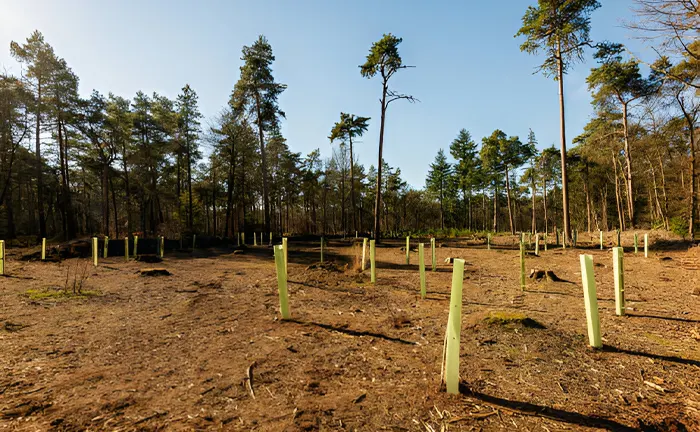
<box><xmin>0</xmin><ymin>1</ymin><xmax>697</xmax><ymax>243</ymax></box>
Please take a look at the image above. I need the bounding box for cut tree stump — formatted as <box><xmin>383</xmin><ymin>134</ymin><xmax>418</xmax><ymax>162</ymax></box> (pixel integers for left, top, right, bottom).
<box><xmin>529</xmin><ymin>269</ymin><xmax>568</xmax><ymax>283</ymax></box>
<box><xmin>139</xmin><ymin>268</ymin><xmax>171</xmax><ymax>277</ymax></box>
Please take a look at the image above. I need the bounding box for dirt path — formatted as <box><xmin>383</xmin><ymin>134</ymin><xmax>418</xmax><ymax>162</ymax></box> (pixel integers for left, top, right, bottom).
<box><xmin>1</xmin><ymin>235</ymin><xmax>699</xmax><ymax>431</ymax></box>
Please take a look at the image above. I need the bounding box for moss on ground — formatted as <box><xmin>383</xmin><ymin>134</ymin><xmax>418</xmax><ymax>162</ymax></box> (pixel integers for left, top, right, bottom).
<box><xmin>26</xmin><ymin>288</ymin><xmax>100</xmax><ymax>301</ymax></box>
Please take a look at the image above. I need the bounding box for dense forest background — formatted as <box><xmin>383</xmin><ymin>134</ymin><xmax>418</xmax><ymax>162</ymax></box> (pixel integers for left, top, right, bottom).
<box><xmin>0</xmin><ymin>0</ymin><xmax>697</xmax><ymax>243</ymax></box>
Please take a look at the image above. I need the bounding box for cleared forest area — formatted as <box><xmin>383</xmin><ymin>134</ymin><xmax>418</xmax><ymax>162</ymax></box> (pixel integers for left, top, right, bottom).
<box><xmin>1</xmin><ymin>233</ymin><xmax>699</xmax><ymax>430</ymax></box>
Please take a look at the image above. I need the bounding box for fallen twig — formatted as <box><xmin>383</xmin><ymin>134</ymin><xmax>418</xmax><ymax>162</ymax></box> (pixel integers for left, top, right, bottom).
<box><xmin>134</xmin><ymin>410</ymin><xmax>168</xmax><ymax>425</ymax></box>
<box><xmin>644</xmin><ymin>381</ymin><xmax>666</xmax><ymax>393</ymax></box>
<box><xmin>448</xmin><ymin>410</ymin><xmax>498</xmax><ymax>422</ymax></box>
<box><xmin>246</xmin><ymin>362</ymin><xmax>256</xmax><ymax>399</ymax></box>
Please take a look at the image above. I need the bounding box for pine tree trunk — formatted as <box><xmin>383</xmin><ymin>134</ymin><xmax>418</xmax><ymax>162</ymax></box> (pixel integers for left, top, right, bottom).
<box><xmin>186</xmin><ymin>126</ymin><xmax>193</xmax><ymax>232</ymax></box>
<box><xmin>122</xmin><ymin>140</ymin><xmax>131</xmax><ymax>236</ymax></box>
<box><xmin>109</xmin><ymin>174</ymin><xmax>119</xmax><ymax>238</ymax></box>
<box><xmin>601</xmin><ymin>186</ymin><xmax>608</xmax><ymax>231</ymax></box>
<box><xmin>36</xmin><ymin>79</ymin><xmax>46</xmax><ymax>240</ymax></box>
<box><xmin>658</xmin><ymin>153</ymin><xmax>670</xmax><ymax>230</ymax></box>
<box><xmin>254</xmin><ymin>93</ymin><xmax>271</xmax><ymax>234</ymax></box>
<box><xmin>504</xmin><ymin>165</ymin><xmax>515</xmax><ymax>234</ymax></box>
<box><xmin>349</xmin><ymin>136</ymin><xmax>357</xmax><ymax>233</ymax></box>
<box><xmin>584</xmin><ymin>165</ymin><xmax>591</xmax><ymax>232</ymax></box>
<box><xmin>493</xmin><ymin>181</ymin><xmax>499</xmax><ymax>232</ymax></box>
<box><xmin>531</xmin><ymin>174</ymin><xmax>536</xmax><ymax>234</ymax></box>
<box><xmin>58</xmin><ymin>116</ymin><xmax>68</xmax><ymax>237</ymax></box>
<box><xmin>621</xmin><ymin>102</ymin><xmax>635</xmax><ymax>227</ymax></box>
<box><xmin>556</xmin><ymin>41</ymin><xmax>571</xmax><ymax>245</ymax></box>
<box><xmin>543</xmin><ymin>178</ymin><xmax>548</xmax><ymax>235</ymax></box>
<box><xmin>62</xmin><ymin>122</ymin><xmax>76</xmax><ymax>239</ymax></box>
<box><xmin>468</xmin><ymin>188</ymin><xmax>472</xmax><ymax>231</ymax></box>
<box><xmin>614</xmin><ymin>152</ymin><xmax>625</xmax><ymax>231</ymax></box>
<box><xmin>373</xmin><ymin>83</ymin><xmax>387</xmax><ymax>241</ymax></box>
<box><xmin>102</xmin><ymin>163</ymin><xmax>110</xmax><ymax>237</ymax></box>
<box><xmin>212</xmin><ymin>163</ymin><xmax>217</xmax><ymax>236</ymax></box>
<box><xmin>688</xmin><ymin>119</ymin><xmax>696</xmax><ymax>238</ymax></box>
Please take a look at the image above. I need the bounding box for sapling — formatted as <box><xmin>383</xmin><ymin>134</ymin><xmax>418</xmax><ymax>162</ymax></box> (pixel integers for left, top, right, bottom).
<box><xmin>254</xmin><ymin>232</ymin><xmax>257</xmax><ymax>246</ymax></box>
<box><xmin>124</xmin><ymin>237</ymin><xmax>129</xmax><ymax>261</ymax></box>
<box><xmin>41</xmin><ymin>238</ymin><xmax>46</xmax><ymax>261</ymax></box>
<box><xmin>134</xmin><ymin>235</ymin><xmax>139</xmax><ymax>256</ymax></box>
<box><xmin>431</xmin><ymin>238</ymin><xmax>436</xmax><ymax>272</ymax></box>
<box><xmin>579</xmin><ymin>254</ymin><xmax>602</xmax><ymax>348</ymax></box>
<box><xmin>443</xmin><ymin>258</ymin><xmax>465</xmax><ymax>394</ymax></box>
<box><xmin>104</xmin><ymin>236</ymin><xmax>109</xmax><ymax>258</ymax></box>
<box><xmin>160</xmin><ymin>236</ymin><xmax>165</xmax><ymax>258</ymax></box>
<box><xmin>634</xmin><ymin>233</ymin><xmax>638</xmax><ymax>254</ymax></box>
<box><xmin>487</xmin><ymin>233</ymin><xmax>490</xmax><ymax>250</ymax></box>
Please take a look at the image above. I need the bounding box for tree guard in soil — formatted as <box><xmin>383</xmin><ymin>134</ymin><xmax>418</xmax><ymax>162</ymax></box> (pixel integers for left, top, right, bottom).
<box><xmin>274</xmin><ymin>245</ymin><xmax>290</xmax><ymax>319</ymax></box>
<box><xmin>613</xmin><ymin>247</ymin><xmax>625</xmax><ymax>316</ymax></box>
<box><xmin>370</xmin><ymin>240</ymin><xmax>376</xmax><ymax>283</ymax></box>
<box><xmin>580</xmin><ymin>254</ymin><xmax>602</xmax><ymax>348</ymax></box>
<box><xmin>444</xmin><ymin>258</ymin><xmax>465</xmax><ymax>394</ymax></box>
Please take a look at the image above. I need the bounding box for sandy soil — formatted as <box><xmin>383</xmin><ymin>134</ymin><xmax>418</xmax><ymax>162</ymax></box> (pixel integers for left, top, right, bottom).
<box><xmin>1</xmin><ymin>232</ymin><xmax>699</xmax><ymax>431</ymax></box>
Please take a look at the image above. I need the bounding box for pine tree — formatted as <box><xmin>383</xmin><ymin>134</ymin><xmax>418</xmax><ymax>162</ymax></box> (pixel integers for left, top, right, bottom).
<box><xmin>516</xmin><ymin>0</ymin><xmax>601</xmax><ymax>243</ymax></box>
<box><xmin>176</xmin><ymin>84</ymin><xmax>202</xmax><ymax>232</ymax></box>
<box><xmin>449</xmin><ymin>129</ymin><xmax>479</xmax><ymax>229</ymax></box>
<box><xmin>360</xmin><ymin>34</ymin><xmax>416</xmax><ymax>241</ymax></box>
<box><xmin>426</xmin><ymin>149</ymin><xmax>453</xmax><ymax>230</ymax></box>
<box><xmin>232</xmin><ymin>35</ymin><xmax>287</xmax><ymax>234</ymax></box>
<box><xmin>10</xmin><ymin>31</ymin><xmax>60</xmax><ymax>239</ymax></box>
<box><xmin>329</xmin><ymin>112</ymin><xmax>370</xmax><ymax>233</ymax></box>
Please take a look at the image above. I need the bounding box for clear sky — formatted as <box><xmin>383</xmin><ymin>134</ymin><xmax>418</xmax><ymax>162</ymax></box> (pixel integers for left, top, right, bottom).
<box><xmin>0</xmin><ymin>0</ymin><xmax>650</xmax><ymax>189</ymax></box>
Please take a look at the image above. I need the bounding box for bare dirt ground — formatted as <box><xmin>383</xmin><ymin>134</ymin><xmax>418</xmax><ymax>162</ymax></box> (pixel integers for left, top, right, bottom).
<box><xmin>1</xmin><ymin>232</ymin><xmax>700</xmax><ymax>431</ymax></box>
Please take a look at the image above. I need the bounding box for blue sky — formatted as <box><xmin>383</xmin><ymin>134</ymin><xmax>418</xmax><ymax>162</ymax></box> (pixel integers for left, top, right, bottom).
<box><xmin>1</xmin><ymin>0</ymin><xmax>651</xmax><ymax>189</ymax></box>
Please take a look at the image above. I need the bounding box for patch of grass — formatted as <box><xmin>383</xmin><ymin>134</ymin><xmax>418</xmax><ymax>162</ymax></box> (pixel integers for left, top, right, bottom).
<box><xmin>643</xmin><ymin>332</ymin><xmax>673</xmax><ymax>347</ymax></box>
<box><xmin>26</xmin><ymin>288</ymin><xmax>100</xmax><ymax>301</ymax></box>
<box><xmin>483</xmin><ymin>311</ymin><xmax>546</xmax><ymax>329</ymax></box>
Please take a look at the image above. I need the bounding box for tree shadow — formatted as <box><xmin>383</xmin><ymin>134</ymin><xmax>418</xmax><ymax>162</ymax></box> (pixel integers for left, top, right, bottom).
<box><xmin>602</xmin><ymin>345</ymin><xmax>700</xmax><ymax>367</ymax></box>
<box><xmin>524</xmin><ymin>289</ymin><xmax>578</xmax><ymax>297</ymax></box>
<box><xmin>286</xmin><ymin>319</ymin><xmax>416</xmax><ymax>345</ymax></box>
<box><xmin>374</xmin><ymin>261</ymin><xmax>456</xmax><ymax>273</ymax></box>
<box><xmin>626</xmin><ymin>313</ymin><xmax>700</xmax><ymax>324</ymax></box>
<box><xmin>458</xmin><ymin>384</ymin><xmax>638</xmax><ymax>431</ymax></box>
